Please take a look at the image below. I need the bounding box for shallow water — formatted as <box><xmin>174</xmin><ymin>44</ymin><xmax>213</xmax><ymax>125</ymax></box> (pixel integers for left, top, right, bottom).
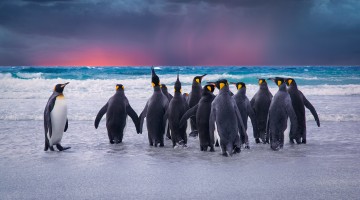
<box><xmin>0</xmin><ymin>120</ymin><xmax>359</xmax><ymax>199</ymax></box>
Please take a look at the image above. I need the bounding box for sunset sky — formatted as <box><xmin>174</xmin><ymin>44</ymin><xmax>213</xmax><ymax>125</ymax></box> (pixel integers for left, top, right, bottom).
<box><xmin>0</xmin><ymin>0</ymin><xmax>360</xmax><ymax>66</ymax></box>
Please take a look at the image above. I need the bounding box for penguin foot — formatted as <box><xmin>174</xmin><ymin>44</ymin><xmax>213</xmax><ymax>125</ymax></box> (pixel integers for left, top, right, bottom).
<box><xmin>200</xmin><ymin>146</ymin><xmax>208</xmax><ymax>151</ymax></box>
<box><xmin>222</xmin><ymin>152</ymin><xmax>229</xmax><ymax>157</ymax></box>
<box><xmin>233</xmin><ymin>147</ymin><xmax>241</xmax><ymax>154</ymax></box>
<box><xmin>271</xmin><ymin>143</ymin><xmax>281</xmax><ymax>151</ymax></box>
<box><xmin>56</xmin><ymin>144</ymin><xmax>71</xmax><ymax>151</ymax></box>
<box><xmin>289</xmin><ymin>139</ymin><xmax>295</xmax><ymax>144</ymax></box>
<box><xmin>244</xmin><ymin>144</ymin><xmax>250</xmax><ymax>149</ymax></box>
<box><xmin>295</xmin><ymin>139</ymin><xmax>302</xmax><ymax>144</ymax></box>
<box><xmin>49</xmin><ymin>146</ymin><xmax>55</xmax><ymax>151</ymax></box>
<box><xmin>109</xmin><ymin>140</ymin><xmax>114</xmax><ymax>144</ymax></box>
<box><xmin>302</xmin><ymin>139</ymin><xmax>306</xmax><ymax>144</ymax></box>
<box><xmin>189</xmin><ymin>131</ymin><xmax>198</xmax><ymax>137</ymax></box>
<box><xmin>255</xmin><ymin>138</ymin><xmax>261</xmax><ymax>144</ymax></box>
<box><xmin>209</xmin><ymin>146</ymin><xmax>215</xmax><ymax>152</ymax></box>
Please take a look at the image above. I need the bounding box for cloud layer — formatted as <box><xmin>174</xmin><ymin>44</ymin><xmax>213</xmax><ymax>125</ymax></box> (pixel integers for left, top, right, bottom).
<box><xmin>0</xmin><ymin>0</ymin><xmax>359</xmax><ymax>66</ymax></box>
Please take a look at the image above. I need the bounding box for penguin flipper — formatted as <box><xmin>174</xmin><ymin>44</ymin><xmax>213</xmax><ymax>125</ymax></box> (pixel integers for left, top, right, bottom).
<box><xmin>234</xmin><ymin>103</ymin><xmax>247</xmax><ymax>146</ymax></box>
<box><xmin>179</xmin><ymin>104</ymin><xmax>198</xmax><ymax>128</ymax></box>
<box><xmin>95</xmin><ymin>103</ymin><xmax>108</xmax><ymax>129</ymax></box>
<box><xmin>247</xmin><ymin>100</ymin><xmax>259</xmax><ymax>139</ymax></box>
<box><xmin>285</xmin><ymin>97</ymin><xmax>298</xmax><ymax>138</ymax></box>
<box><xmin>44</xmin><ymin>95</ymin><xmax>57</xmax><ymax>138</ymax></box>
<box><xmin>139</xmin><ymin>102</ymin><xmax>148</xmax><ymax>134</ymax></box>
<box><xmin>126</xmin><ymin>104</ymin><xmax>140</xmax><ymax>133</ymax></box>
<box><xmin>301</xmin><ymin>92</ymin><xmax>320</xmax><ymax>127</ymax></box>
<box><xmin>265</xmin><ymin>113</ymin><xmax>270</xmax><ymax>143</ymax></box>
<box><xmin>209</xmin><ymin>106</ymin><xmax>216</xmax><ymax>144</ymax></box>
<box><xmin>64</xmin><ymin>118</ymin><xmax>68</xmax><ymax>132</ymax></box>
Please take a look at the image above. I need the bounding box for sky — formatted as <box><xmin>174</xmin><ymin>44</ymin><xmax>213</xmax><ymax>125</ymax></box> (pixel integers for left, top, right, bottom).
<box><xmin>0</xmin><ymin>0</ymin><xmax>360</xmax><ymax>66</ymax></box>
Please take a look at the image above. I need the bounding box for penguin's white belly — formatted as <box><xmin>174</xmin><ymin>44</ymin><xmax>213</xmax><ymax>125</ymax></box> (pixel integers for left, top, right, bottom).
<box><xmin>49</xmin><ymin>97</ymin><xmax>67</xmax><ymax>146</ymax></box>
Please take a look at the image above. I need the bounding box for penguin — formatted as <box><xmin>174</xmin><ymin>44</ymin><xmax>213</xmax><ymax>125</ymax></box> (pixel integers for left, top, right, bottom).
<box><xmin>94</xmin><ymin>84</ymin><xmax>140</xmax><ymax>144</ymax></box>
<box><xmin>250</xmin><ymin>78</ymin><xmax>273</xmax><ymax>144</ymax></box>
<box><xmin>285</xmin><ymin>78</ymin><xmax>320</xmax><ymax>144</ymax></box>
<box><xmin>166</xmin><ymin>73</ymin><xmax>189</xmax><ymax>147</ymax></box>
<box><xmin>139</xmin><ymin>67</ymin><xmax>169</xmax><ymax>147</ymax></box>
<box><xmin>179</xmin><ymin>84</ymin><xmax>216</xmax><ymax>151</ymax></box>
<box><xmin>43</xmin><ymin>82</ymin><xmax>71</xmax><ymax>151</ymax></box>
<box><xmin>208</xmin><ymin>79</ymin><xmax>247</xmax><ymax>156</ymax></box>
<box><xmin>267</xmin><ymin>77</ymin><xmax>298</xmax><ymax>150</ymax></box>
<box><xmin>231</xmin><ymin>82</ymin><xmax>258</xmax><ymax>148</ymax></box>
<box><xmin>187</xmin><ymin>74</ymin><xmax>207</xmax><ymax>137</ymax></box>
<box><xmin>161</xmin><ymin>84</ymin><xmax>173</xmax><ymax>102</ymax></box>
<box><xmin>161</xmin><ymin>84</ymin><xmax>172</xmax><ymax>139</ymax></box>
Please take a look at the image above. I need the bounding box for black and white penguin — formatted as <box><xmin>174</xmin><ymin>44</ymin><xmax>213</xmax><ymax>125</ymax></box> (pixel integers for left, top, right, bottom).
<box><xmin>285</xmin><ymin>78</ymin><xmax>320</xmax><ymax>144</ymax></box>
<box><xmin>166</xmin><ymin>73</ymin><xmax>189</xmax><ymax>147</ymax></box>
<box><xmin>43</xmin><ymin>82</ymin><xmax>71</xmax><ymax>151</ymax></box>
<box><xmin>267</xmin><ymin>77</ymin><xmax>298</xmax><ymax>150</ymax></box>
<box><xmin>231</xmin><ymin>82</ymin><xmax>258</xmax><ymax>147</ymax></box>
<box><xmin>94</xmin><ymin>84</ymin><xmax>140</xmax><ymax>144</ymax></box>
<box><xmin>179</xmin><ymin>84</ymin><xmax>216</xmax><ymax>151</ymax></box>
<box><xmin>250</xmin><ymin>78</ymin><xmax>273</xmax><ymax>143</ymax></box>
<box><xmin>139</xmin><ymin>67</ymin><xmax>169</xmax><ymax>147</ymax></box>
<box><xmin>187</xmin><ymin>74</ymin><xmax>207</xmax><ymax>137</ymax></box>
<box><xmin>208</xmin><ymin>79</ymin><xmax>246</xmax><ymax>156</ymax></box>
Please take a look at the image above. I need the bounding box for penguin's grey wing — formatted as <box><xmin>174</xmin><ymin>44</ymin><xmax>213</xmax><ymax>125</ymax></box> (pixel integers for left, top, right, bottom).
<box><xmin>265</xmin><ymin>113</ymin><xmax>270</xmax><ymax>143</ymax></box>
<box><xmin>139</xmin><ymin>102</ymin><xmax>148</xmax><ymax>134</ymax></box>
<box><xmin>285</xmin><ymin>96</ymin><xmax>298</xmax><ymax>135</ymax></box>
<box><xmin>234</xmin><ymin>102</ymin><xmax>247</xmax><ymax>144</ymax></box>
<box><xmin>179</xmin><ymin>104</ymin><xmax>198</xmax><ymax>128</ymax></box>
<box><xmin>169</xmin><ymin>93</ymin><xmax>173</xmax><ymax>100</ymax></box>
<box><xmin>64</xmin><ymin>118</ymin><xmax>68</xmax><ymax>132</ymax></box>
<box><xmin>94</xmin><ymin>103</ymin><xmax>108</xmax><ymax>129</ymax></box>
<box><xmin>44</xmin><ymin>95</ymin><xmax>57</xmax><ymax>138</ymax></box>
<box><xmin>126</xmin><ymin>104</ymin><xmax>140</xmax><ymax>133</ymax></box>
<box><xmin>301</xmin><ymin>91</ymin><xmax>320</xmax><ymax>127</ymax></box>
<box><xmin>209</xmin><ymin>104</ymin><xmax>216</xmax><ymax>140</ymax></box>
<box><xmin>246</xmin><ymin>99</ymin><xmax>259</xmax><ymax>139</ymax></box>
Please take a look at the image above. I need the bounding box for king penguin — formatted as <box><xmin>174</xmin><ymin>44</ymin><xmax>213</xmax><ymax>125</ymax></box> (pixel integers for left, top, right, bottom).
<box><xmin>180</xmin><ymin>84</ymin><xmax>216</xmax><ymax>151</ymax></box>
<box><xmin>166</xmin><ymin>73</ymin><xmax>189</xmax><ymax>147</ymax></box>
<box><xmin>94</xmin><ymin>84</ymin><xmax>140</xmax><ymax>144</ymax></box>
<box><xmin>267</xmin><ymin>77</ymin><xmax>298</xmax><ymax>150</ymax></box>
<box><xmin>250</xmin><ymin>78</ymin><xmax>273</xmax><ymax>143</ymax></box>
<box><xmin>139</xmin><ymin>67</ymin><xmax>169</xmax><ymax>147</ymax></box>
<box><xmin>208</xmin><ymin>79</ymin><xmax>246</xmax><ymax>156</ymax></box>
<box><xmin>43</xmin><ymin>82</ymin><xmax>71</xmax><ymax>151</ymax></box>
<box><xmin>187</xmin><ymin>74</ymin><xmax>207</xmax><ymax>137</ymax></box>
<box><xmin>285</xmin><ymin>78</ymin><xmax>320</xmax><ymax>144</ymax></box>
<box><xmin>231</xmin><ymin>82</ymin><xmax>258</xmax><ymax>147</ymax></box>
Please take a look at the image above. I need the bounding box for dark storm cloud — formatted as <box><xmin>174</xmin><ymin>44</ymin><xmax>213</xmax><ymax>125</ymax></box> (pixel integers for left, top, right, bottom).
<box><xmin>0</xmin><ymin>0</ymin><xmax>359</xmax><ymax>65</ymax></box>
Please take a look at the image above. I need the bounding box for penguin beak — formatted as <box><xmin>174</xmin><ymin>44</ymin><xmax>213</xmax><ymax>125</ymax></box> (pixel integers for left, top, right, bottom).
<box><xmin>61</xmin><ymin>82</ymin><xmax>70</xmax><ymax>87</ymax></box>
<box><xmin>201</xmin><ymin>74</ymin><xmax>207</xmax><ymax>79</ymax></box>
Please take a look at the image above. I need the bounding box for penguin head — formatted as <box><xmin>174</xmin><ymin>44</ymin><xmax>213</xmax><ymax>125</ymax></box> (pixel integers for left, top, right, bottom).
<box><xmin>257</xmin><ymin>78</ymin><xmax>267</xmax><ymax>86</ymax></box>
<box><xmin>285</xmin><ymin>78</ymin><xmax>297</xmax><ymax>87</ymax></box>
<box><xmin>268</xmin><ymin>77</ymin><xmax>285</xmax><ymax>87</ymax></box>
<box><xmin>151</xmin><ymin>66</ymin><xmax>161</xmax><ymax>87</ymax></box>
<box><xmin>231</xmin><ymin>82</ymin><xmax>246</xmax><ymax>91</ymax></box>
<box><xmin>203</xmin><ymin>84</ymin><xmax>215</xmax><ymax>93</ymax></box>
<box><xmin>193</xmin><ymin>74</ymin><xmax>207</xmax><ymax>85</ymax></box>
<box><xmin>54</xmin><ymin>82</ymin><xmax>69</xmax><ymax>93</ymax></box>
<box><xmin>208</xmin><ymin>79</ymin><xmax>228</xmax><ymax>90</ymax></box>
<box><xmin>115</xmin><ymin>84</ymin><xmax>124</xmax><ymax>91</ymax></box>
<box><xmin>174</xmin><ymin>73</ymin><xmax>182</xmax><ymax>93</ymax></box>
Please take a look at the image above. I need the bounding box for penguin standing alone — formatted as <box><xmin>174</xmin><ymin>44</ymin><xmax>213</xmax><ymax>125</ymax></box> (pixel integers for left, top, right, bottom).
<box><xmin>187</xmin><ymin>74</ymin><xmax>207</xmax><ymax>137</ymax></box>
<box><xmin>166</xmin><ymin>73</ymin><xmax>189</xmax><ymax>147</ymax></box>
<box><xmin>208</xmin><ymin>79</ymin><xmax>246</xmax><ymax>156</ymax></box>
<box><xmin>285</xmin><ymin>78</ymin><xmax>320</xmax><ymax>144</ymax></box>
<box><xmin>250</xmin><ymin>78</ymin><xmax>273</xmax><ymax>143</ymax></box>
<box><xmin>43</xmin><ymin>82</ymin><xmax>71</xmax><ymax>151</ymax></box>
<box><xmin>180</xmin><ymin>84</ymin><xmax>216</xmax><ymax>151</ymax></box>
<box><xmin>94</xmin><ymin>84</ymin><xmax>140</xmax><ymax>144</ymax></box>
<box><xmin>231</xmin><ymin>82</ymin><xmax>258</xmax><ymax>148</ymax></box>
<box><xmin>139</xmin><ymin>67</ymin><xmax>169</xmax><ymax>147</ymax></box>
<box><xmin>267</xmin><ymin>77</ymin><xmax>298</xmax><ymax>150</ymax></box>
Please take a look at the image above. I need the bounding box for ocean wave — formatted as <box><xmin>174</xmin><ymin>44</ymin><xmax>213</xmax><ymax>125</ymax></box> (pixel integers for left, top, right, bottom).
<box><xmin>15</xmin><ymin>72</ymin><xmax>43</xmax><ymax>79</ymax></box>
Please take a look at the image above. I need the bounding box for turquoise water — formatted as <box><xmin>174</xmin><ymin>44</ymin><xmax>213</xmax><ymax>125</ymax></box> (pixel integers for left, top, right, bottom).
<box><xmin>1</xmin><ymin>66</ymin><xmax>359</xmax><ymax>85</ymax></box>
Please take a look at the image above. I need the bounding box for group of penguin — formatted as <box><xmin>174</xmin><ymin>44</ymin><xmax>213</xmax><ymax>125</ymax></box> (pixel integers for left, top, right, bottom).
<box><xmin>43</xmin><ymin>67</ymin><xmax>320</xmax><ymax>156</ymax></box>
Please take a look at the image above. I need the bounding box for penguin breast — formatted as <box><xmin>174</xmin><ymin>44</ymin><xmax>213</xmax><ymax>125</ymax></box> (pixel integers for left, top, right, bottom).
<box><xmin>49</xmin><ymin>97</ymin><xmax>67</xmax><ymax>145</ymax></box>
